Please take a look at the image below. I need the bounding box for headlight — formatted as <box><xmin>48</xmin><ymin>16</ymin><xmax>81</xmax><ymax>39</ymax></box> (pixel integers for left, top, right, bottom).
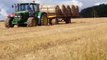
<box><xmin>18</xmin><ymin>16</ymin><xmax>21</xmax><ymax>18</ymax></box>
<box><xmin>38</xmin><ymin>16</ymin><xmax>40</xmax><ymax>18</ymax></box>
<box><xmin>15</xmin><ymin>16</ymin><xmax>21</xmax><ymax>18</ymax></box>
<box><xmin>15</xmin><ymin>16</ymin><xmax>17</xmax><ymax>17</ymax></box>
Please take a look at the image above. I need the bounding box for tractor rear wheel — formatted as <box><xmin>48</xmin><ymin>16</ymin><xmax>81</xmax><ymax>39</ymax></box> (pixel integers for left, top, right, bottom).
<box><xmin>40</xmin><ymin>14</ymin><xmax>48</xmax><ymax>25</ymax></box>
<box><xmin>5</xmin><ymin>17</ymin><xmax>14</xmax><ymax>28</ymax></box>
<box><xmin>27</xmin><ymin>17</ymin><xmax>36</xmax><ymax>27</ymax></box>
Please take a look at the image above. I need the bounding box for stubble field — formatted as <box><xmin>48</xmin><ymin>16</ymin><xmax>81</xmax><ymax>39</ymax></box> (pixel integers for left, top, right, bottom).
<box><xmin>0</xmin><ymin>18</ymin><xmax>107</xmax><ymax>60</ymax></box>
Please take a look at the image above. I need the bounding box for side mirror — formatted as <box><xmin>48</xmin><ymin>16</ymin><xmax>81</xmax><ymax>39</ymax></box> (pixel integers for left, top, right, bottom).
<box><xmin>12</xmin><ymin>5</ymin><xmax>14</xmax><ymax>8</ymax></box>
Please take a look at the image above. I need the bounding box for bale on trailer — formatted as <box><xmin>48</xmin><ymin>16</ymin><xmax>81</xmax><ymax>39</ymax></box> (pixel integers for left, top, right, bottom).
<box><xmin>61</xmin><ymin>5</ymin><xmax>68</xmax><ymax>17</ymax></box>
<box><xmin>71</xmin><ymin>5</ymin><xmax>76</xmax><ymax>18</ymax></box>
<box><xmin>55</xmin><ymin>5</ymin><xmax>63</xmax><ymax>17</ymax></box>
<box><xmin>75</xmin><ymin>6</ymin><xmax>79</xmax><ymax>17</ymax></box>
<box><xmin>66</xmin><ymin>5</ymin><xmax>72</xmax><ymax>23</ymax></box>
<box><xmin>61</xmin><ymin>5</ymin><xmax>71</xmax><ymax>23</ymax></box>
<box><xmin>55</xmin><ymin>5</ymin><xmax>63</xmax><ymax>24</ymax></box>
<box><xmin>71</xmin><ymin>5</ymin><xmax>79</xmax><ymax>18</ymax></box>
<box><xmin>67</xmin><ymin>5</ymin><xmax>72</xmax><ymax>17</ymax></box>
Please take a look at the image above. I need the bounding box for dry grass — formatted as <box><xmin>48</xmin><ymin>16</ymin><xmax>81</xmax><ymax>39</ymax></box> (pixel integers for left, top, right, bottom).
<box><xmin>0</xmin><ymin>18</ymin><xmax>107</xmax><ymax>60</ymax></box>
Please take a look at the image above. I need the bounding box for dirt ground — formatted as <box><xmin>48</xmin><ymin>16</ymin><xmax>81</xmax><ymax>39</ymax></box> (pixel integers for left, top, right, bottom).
<box><xmin>0</xmin><ymin>18</ymin><xmax>107</xmax><ymax>60</ymax></box>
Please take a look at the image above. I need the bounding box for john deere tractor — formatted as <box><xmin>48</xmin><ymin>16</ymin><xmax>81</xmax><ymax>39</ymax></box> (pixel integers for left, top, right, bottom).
<box><xmin>5</xmin><ymin>3</ymin><xmax>48</xmax><ymax>28</ymax></box>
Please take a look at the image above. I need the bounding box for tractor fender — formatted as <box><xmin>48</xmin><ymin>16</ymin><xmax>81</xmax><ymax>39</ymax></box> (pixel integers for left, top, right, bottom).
<box><xmin>37</xmin><ymin>12</ymin><xmax>47</xmax><ymax>25</ymax></box>
<box><xmin>37</xmin><ymin>12</ymin><xmax>47</xmax><ymax>18</ymax></box>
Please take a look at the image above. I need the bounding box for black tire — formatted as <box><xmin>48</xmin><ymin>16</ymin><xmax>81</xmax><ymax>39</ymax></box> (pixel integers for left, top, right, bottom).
<box><xmin>40</xmin><ymin>14</ymin><xmax>48</xmax><ymax>26</ymax></box>
<box><xmin>68</xmin><ymin>18</ymin><xmax>71</xmax><ymax>23</ymax></box>
<box><xmin>64</xmin><ymin>18</ymin><xmax>71</xmax><ymax>24</ymax></box>
<box><xmin>55</xmin><ymin>18</ymin><xmax>59</xmax><ymax>24</ymax></box>
<box><xmin>27</xmin><ymin>17</ymin><xmax>36</xmax><ymax>27</ymax></box>
<box><xmin>5</xmin><ymin>17</ymin><xmax>14</xmax><ymax>28</ymax></box>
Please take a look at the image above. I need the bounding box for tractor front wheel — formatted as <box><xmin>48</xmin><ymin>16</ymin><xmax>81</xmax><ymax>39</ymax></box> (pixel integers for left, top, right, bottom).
<box><xmin>27</xmin><ymin>17</ymin><xmax>36</xmax><ymax>27</ymax></box>
<box><xmin>5</xmin><ymin>17</ymin><xmax>14</xmax><ymax>28</ymax></box>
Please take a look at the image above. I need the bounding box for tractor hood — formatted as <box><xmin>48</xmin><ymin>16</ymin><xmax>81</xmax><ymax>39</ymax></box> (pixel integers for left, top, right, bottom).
<box><xmin>15</xmin><ymin>11</ymin><xmax>29</xmax><ymax>18</ymax></box>
<box><xmin>13</xmin><ymin>11</ymin><xmax>29</xmax><ymax>25</ymax></box>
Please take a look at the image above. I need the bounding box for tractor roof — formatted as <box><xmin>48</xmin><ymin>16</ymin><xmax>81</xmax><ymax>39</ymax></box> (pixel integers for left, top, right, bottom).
<box><xmin>17</xmin><ymin>3</ymin><xmax>39</xmax><ymax>5</ymax></box>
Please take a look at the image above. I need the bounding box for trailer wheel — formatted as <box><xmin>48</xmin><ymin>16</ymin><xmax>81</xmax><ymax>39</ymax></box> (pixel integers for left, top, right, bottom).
<box><xmin>27</xmin><ymin>17</ymin><xmax>36</xmax><ymax>27</ymax></box>
<box><xmin>5</xmin><ymin>17</ymin><xmax>14</xmax><ymax>28</ymax></box>
<box><xmin>55</xmin><ymin>18</ymin><xmax>59</xmax><ymax>24</ymax></box>
<box><xmin>68</xmin><ymin>18</ymin><xmax>71</xmax><ymax>23</ymax></box>
<box><xmin>64</xmin><ymin>18</ymin><xmax>71</xmax><ymax>24</ymax></box>
<box><xmin>40</xmin><ymin>14</ymin><xmax>48</xmax><ymax>25</ymax></box>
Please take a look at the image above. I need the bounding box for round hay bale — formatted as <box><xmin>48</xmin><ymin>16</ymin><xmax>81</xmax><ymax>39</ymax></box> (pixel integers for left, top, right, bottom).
<box><xmin>71</xmin><ymin>5</ymin><xmax>76</xmax><ymax>17</ymax></box>
<box><xmin>61</xmin><ymin>5</ymin><xmax>68</xmax><ymax>17</ymax></box>
<box><xmin>71</xmin><ymin>5</ymin><xmax>80</xmax><ymax>18</ymax></box>
<box><xmin>61</xmin><ymin>5</ymin><xmax>71</xmax><ymax>23</ymax></box>
<box><xmin>55</xmin><ymin>5</ymin><xmax>63</xmax><ymax>17</ymax></box>
<box><xmin>67</xmin><ymin>5</ymin><xmax>72</xmax><ymax>17</ymax></box>
<box><xmin>76</xmin><ymin>6</ymin><xmax>79</xmax><ymax>17</ymax></box>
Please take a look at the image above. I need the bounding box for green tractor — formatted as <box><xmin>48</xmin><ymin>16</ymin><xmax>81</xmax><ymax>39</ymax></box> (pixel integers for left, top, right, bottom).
<box><xmin>5</xmin><ymin>3</ymin><xmax>48</xmax><ymax>28</ymax></box>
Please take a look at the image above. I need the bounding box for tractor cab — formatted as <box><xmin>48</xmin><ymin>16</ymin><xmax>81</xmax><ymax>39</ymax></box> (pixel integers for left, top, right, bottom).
<box><xmin>14</xmin><ymin>3</ymin><xmax>40</xmax><ymax>17</ymax></box>
<box><xmin>15</xmin><ymin>3</ymin><xmax>39</xmax><ymax>12</ymax></box>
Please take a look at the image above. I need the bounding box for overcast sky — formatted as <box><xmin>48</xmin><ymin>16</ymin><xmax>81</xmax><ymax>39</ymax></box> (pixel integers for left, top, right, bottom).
<box><xmin>0</xmin><ymin>0</ymin><xmax>107</xmax><ymax>20</ymax></box>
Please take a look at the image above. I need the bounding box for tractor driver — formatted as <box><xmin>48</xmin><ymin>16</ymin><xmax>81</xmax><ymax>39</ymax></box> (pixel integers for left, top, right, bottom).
<box><xmin>27</xmin><ymin>5</ymin><xmax>34</xmax><ymax>16</ymax></box>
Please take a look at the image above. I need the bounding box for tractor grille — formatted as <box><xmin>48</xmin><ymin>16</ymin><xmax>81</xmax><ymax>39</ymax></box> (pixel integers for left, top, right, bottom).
<box><xmin>15</xmin><ymin>11</ymin><xmax>29</xmax><ymax>18</ymax></box>
<box><xmin>15</xmin><ymin>13</ymin><xmax>23</xmax><ymax>18</ymax></box>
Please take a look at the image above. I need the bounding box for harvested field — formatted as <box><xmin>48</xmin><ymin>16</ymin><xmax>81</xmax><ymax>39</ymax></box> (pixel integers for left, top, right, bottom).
<box><xmin>0</xmin><ymin>18</ymin><xmax>107</xmax><ymax>60</ymax></box>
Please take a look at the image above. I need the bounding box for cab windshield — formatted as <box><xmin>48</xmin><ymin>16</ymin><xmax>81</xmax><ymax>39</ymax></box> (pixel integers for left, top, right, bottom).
<box><xmin>15</xmin><ymin>4</ymin><xmax>39</xmax><ymax>12</ymax></box>
<box><xmin>16</xmin><ymin>4</ymin><xmax>33</xmax><ymax>11</ymax></box>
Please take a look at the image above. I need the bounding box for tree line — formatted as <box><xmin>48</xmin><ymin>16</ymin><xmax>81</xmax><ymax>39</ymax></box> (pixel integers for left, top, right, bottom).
<box><xmin>80</xmin><ymin>4</ymin><xmax>107</xmax><ymax>18</ymax></box>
